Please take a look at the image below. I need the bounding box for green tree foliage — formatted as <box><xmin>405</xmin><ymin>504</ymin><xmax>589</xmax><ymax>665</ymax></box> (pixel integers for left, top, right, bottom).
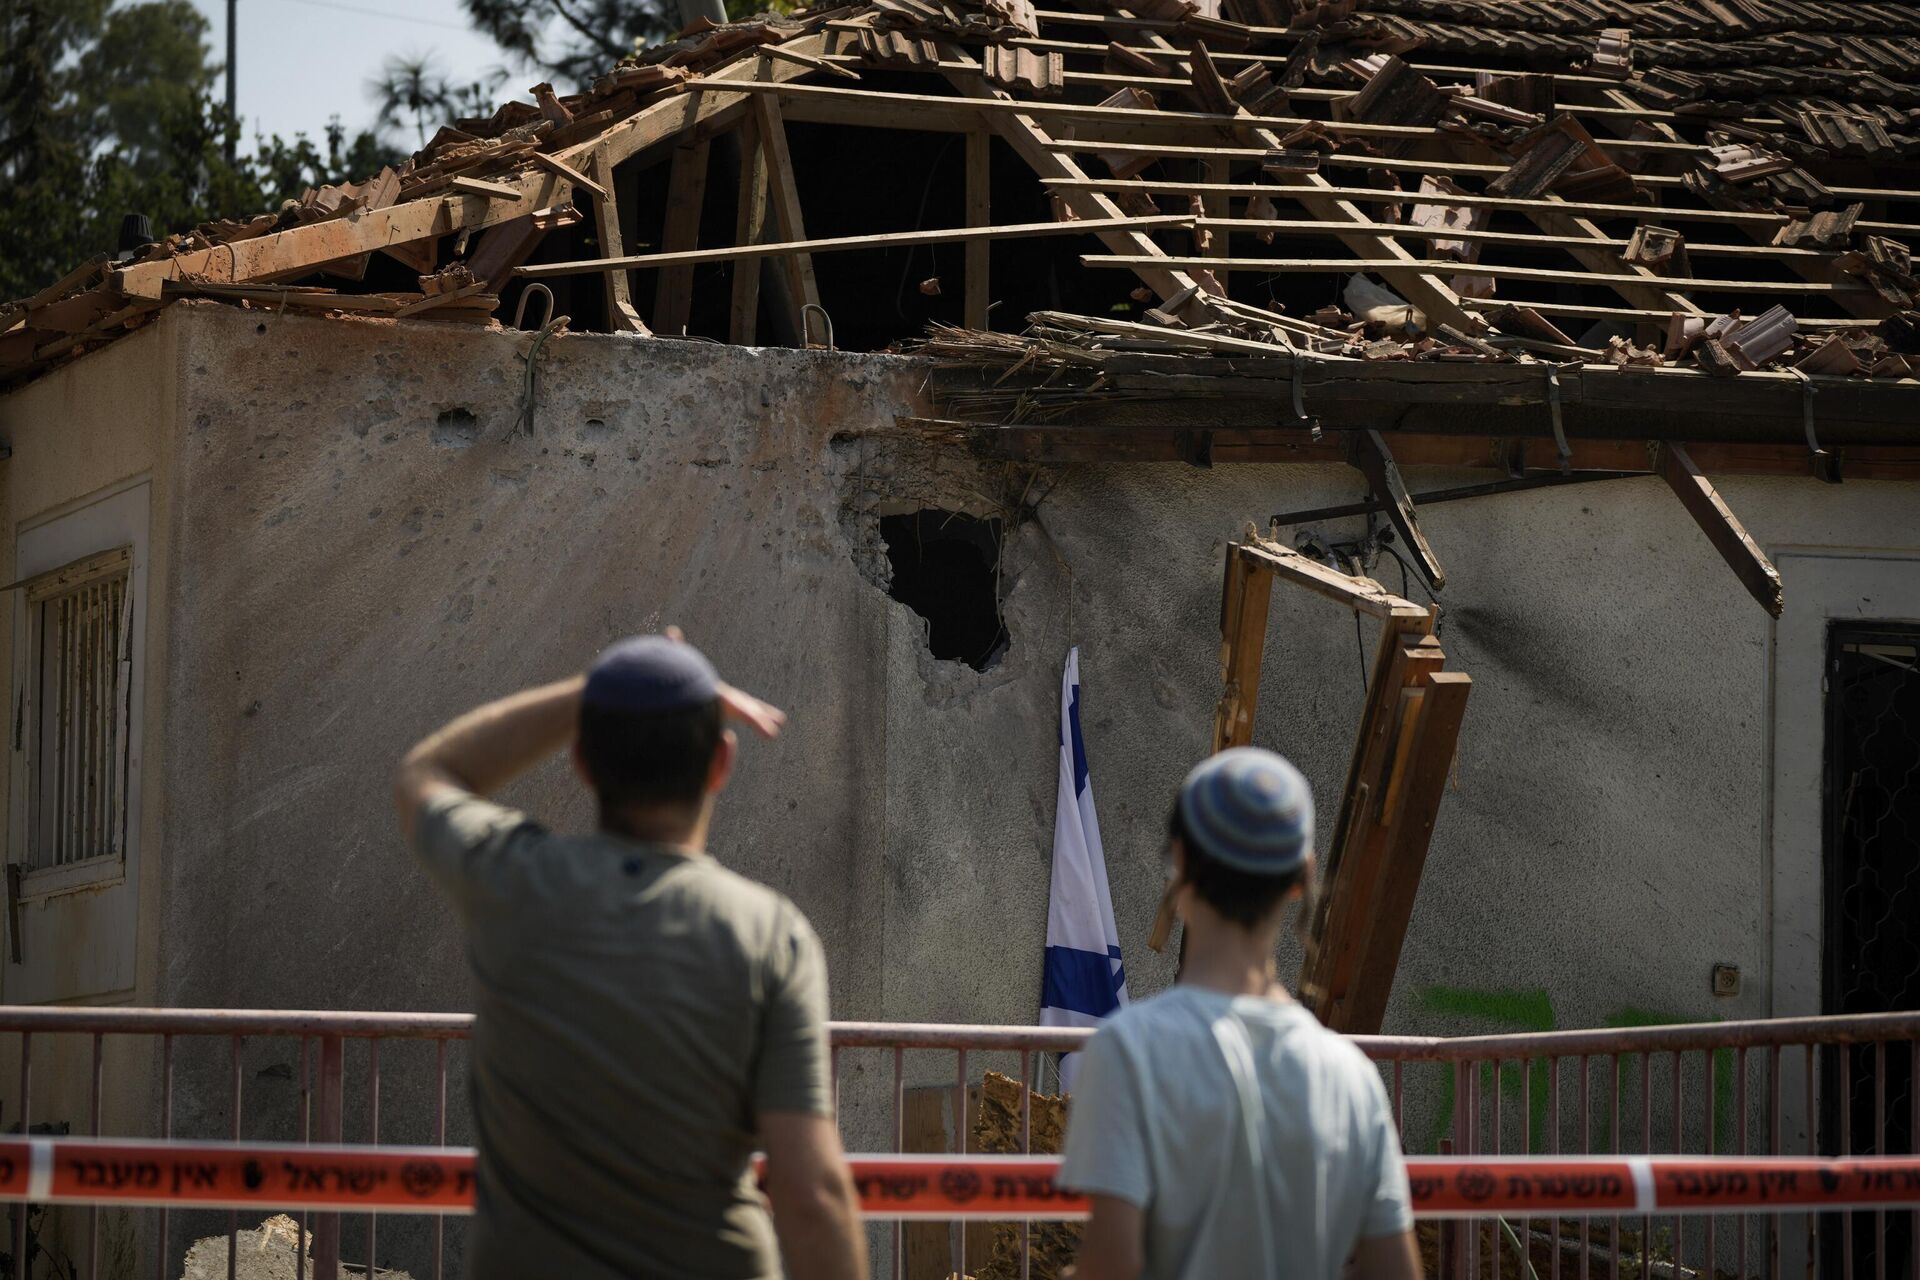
<box><xmin>369</xmin><ymin>53</ymin><xmax>508</xmax><ymax>145</ymax></box>
<box><xmin>462</xmin><ymin>0</ymin><xmax>791</xmax><ymax>84</ymax></box>
<box><xmin>0</xmin><ymin>0</ymin><xmax>399</xmax><ymax>301</ymax></box>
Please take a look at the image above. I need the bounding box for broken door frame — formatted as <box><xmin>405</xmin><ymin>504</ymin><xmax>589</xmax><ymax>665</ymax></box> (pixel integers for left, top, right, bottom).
<box><xmin>1160</xmin><ymin>532</ymin><xmax>1472</xmax><ymax>1035</ymax></box>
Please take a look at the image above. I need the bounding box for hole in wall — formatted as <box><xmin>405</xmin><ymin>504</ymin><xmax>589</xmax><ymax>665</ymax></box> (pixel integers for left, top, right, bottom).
<box><xmin>432</xmin><ymin>407</ymin><xmax>480</xmax><ymax>448</ymax></box>
<box><xmin>880</xmin><ymin>509</ymin><xmax>1009</xmax><ymax>671</ymax></box>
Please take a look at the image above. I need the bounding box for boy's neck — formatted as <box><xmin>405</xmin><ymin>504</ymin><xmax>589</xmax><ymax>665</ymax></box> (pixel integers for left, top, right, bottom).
<box><xmin>601</xmin><ymin>803</ymin><xmax>709</xmax><ymax>852</ymax></box>
<box><xmin>1179</xmin><ymin>912</ymin><xmax>1291</xmax><ymax>1001</ymax></box>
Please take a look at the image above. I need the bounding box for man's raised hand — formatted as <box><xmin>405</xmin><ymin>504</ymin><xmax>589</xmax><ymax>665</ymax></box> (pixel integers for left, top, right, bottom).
<box><xmin>664</xmin><ymin>625</ymin><xmax>787</xmax><ymax>740</ymax></box>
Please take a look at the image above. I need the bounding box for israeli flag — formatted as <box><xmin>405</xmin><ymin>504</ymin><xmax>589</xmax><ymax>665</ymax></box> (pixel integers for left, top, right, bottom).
<box><xmin>1040</xmin><ymin>647</ymin><xmax>1128</xmax><ymax>1087</ymax></box>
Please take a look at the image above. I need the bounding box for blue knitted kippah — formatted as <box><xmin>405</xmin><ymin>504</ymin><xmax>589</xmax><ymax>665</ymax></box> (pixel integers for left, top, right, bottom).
<box><xmin>582</xmin><ymin>635</ymin><xmax>721</xmax><ymax>714</ymax></box>
<box><xmin>1177</xmin><ymin>747</ymin><xmax>1314</xmax><ymax>876</ymax></box>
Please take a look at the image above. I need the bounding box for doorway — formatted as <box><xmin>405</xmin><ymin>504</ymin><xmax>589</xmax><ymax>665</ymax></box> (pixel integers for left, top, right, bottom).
<box><xmin>1820</xmin><ymin>623</ymin><xmax>1919</xmax><ymax>1275</ymax></box>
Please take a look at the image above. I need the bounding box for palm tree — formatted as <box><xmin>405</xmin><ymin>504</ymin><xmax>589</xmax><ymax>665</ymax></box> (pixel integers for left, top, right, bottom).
<box><xmin>367</xmin><ymin>54</ymin><xmax>455</xmax><ymax>148</ymax></box>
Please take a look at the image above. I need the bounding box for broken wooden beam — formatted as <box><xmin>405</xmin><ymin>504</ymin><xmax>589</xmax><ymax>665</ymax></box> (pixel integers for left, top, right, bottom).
<box><xmin>751</xmin><ymin>79</ymin><xmax>821</xmax><ymax>333</ymax></box>
<box><xmin>530</xmin><ymin>151</ymin><xmax>607</xmax><ymax>202</ymax></box>
<box><xmin>1655</xmin><ymin>441</ymin><xmax>1784</xmax><ymax>616</ymax></box>
<box><xmin>1236</xmin><ymin>537</ymin><xmax>1430</xmax><ymax>620</ymax></box>
<box><xmin>965</xmin><ymin>131</ymin><xmax>991</xmax><ymax>331</ymax></box>
<box><xmin>588</xmin><ymin>146</ymin><xmax>648</xmax><ymax>335</ymax></box>
<box><xmin>1326</xmin><ymin>668</ymin><xmax>1471</xmax><ymax>1033</ymax></box>
<box><xmin>730</xmin><ymin>114</ymin><xmax>771</xmax><ymax>346</ymax></box>
<box><xmin>1213</xmin><ymin>544</ymin><xmax>1277</xmax><ymax>753</ymax></box>
<box><xmin>652</xmin><ymin>139</ymin><xmax>712</xmax><ymax>337</ymax></box>
<box><xmin>1351</xmin><ymin>429</ymin><xmax>1446</xmax><ymax>591</ymax></box>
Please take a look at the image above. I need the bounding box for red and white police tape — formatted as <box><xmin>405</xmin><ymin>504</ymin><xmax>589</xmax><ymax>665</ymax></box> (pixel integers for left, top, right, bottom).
<box><xmin>12</xmin><ymin>1139</ymin><xmax>1920</xmax><ymax>1220</ymax></box>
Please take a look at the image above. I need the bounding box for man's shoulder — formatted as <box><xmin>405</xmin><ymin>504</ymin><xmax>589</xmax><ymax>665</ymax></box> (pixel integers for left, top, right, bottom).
<box><xmin>1089</xmin><ymin>986</ymin><xmax>1207</xmax><ymax>1046</ymax></box>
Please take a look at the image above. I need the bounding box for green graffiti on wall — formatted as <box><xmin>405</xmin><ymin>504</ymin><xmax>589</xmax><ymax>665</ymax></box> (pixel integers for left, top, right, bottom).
<box><xmin>1413</xmin><ymin>988</ymin><xmax>1735</xmax><ymax>1155</ymax></box>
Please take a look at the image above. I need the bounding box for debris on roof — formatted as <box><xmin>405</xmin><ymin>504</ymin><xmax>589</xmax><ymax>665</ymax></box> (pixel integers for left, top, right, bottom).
<box><xmin>4</xmin><ymin>0</ymin><xmax>1920</xmax><ymax>400</ymax></box>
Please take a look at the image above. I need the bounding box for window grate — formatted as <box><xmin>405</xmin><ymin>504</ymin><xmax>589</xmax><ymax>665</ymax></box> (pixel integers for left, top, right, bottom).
<box><xmin>25</xmin><ymin>549</ymin><xmax>131</xmax><ymax>870</ymax></box>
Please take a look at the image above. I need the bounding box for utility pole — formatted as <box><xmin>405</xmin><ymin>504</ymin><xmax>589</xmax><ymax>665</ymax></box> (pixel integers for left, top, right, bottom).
<box><xmin>224</xmin><ymin>0</ymin><xmax>237</xmax><ymax>164</ymax></box>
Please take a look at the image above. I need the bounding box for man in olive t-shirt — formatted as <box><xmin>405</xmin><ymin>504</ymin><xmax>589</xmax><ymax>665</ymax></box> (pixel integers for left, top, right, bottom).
<box><xmin>394</xmin><ymin>633</ymin><xmax>866</xmax><ymax>1280</ymax></box>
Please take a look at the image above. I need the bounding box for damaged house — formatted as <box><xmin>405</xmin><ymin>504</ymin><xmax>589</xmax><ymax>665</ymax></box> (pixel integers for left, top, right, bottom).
<box><xmin>0</xmin><ymin>0</ymin><xmax>1916</xmax><ymax>1270</ymax></box>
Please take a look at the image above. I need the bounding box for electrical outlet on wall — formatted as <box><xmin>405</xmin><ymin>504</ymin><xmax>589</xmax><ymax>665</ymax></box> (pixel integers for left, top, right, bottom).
<box><xmin>1712</xmin><ymin>964</ymin><xmax>1741</xmax><ymax>997</ymax></box>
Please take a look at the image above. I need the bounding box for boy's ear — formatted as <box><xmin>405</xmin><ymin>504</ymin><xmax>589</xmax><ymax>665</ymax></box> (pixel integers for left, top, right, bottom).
<box><xmin>706</xmin><ymin>728</ymin><xmax>738</xmax><ymax>795</ymax></box>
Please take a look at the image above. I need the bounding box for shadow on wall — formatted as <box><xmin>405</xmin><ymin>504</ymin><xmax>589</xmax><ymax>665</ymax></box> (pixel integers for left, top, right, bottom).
<box><xmin>880</xmin><ymin>509</ymin><xmax>1010</xmax><ymax>671</ymax></box>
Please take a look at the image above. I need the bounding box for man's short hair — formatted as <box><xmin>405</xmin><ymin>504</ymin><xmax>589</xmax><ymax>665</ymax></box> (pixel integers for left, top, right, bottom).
<box><xmin>577</xmin><ymin>698</ymin><xmax>724</xmax><ymax>812</ymax></box>
<box><xmin>1168</xmin><ymin>803</ymin><xmax>1304</xmax><ymax>929</ymax></box>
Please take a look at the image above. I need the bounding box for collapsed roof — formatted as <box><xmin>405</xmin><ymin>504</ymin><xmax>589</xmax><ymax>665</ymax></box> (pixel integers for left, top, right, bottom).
<box><xmin>4</xmin><ymin>0</ymin><xmax>1919</xmax><ymax>611</ymax></box>
<box><xmin>7</xmin><ymin>0</ymin><xmax>1920</xmax><ymax>379</ymax></box>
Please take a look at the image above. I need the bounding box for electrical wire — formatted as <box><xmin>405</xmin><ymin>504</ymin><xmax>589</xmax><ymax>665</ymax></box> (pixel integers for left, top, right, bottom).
<box><xmin>895</xmin><ymin>136</ymin><xmax>957</xmax><ymax>321</ymax></box>
<box><xmin>1353</xmin><ymin>610</ymin><xmax>1367</xmax><ymax>693</ymax></box>
<box><xmin>262</xmin><ymin>0</ymin><xmax>475</xmax><ymax>32</ymax></box>
<box><xmin>1380</xmin><ymin>542</ymin><xmax>1440</xmax><ymax>608</ymax></box>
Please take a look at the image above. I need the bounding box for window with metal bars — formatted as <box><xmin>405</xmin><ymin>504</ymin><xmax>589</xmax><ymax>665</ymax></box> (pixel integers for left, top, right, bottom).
<box><xmin>20</xmin><ymin>546</ymin><xmax>132</xmax><ymax>871</ymax></box>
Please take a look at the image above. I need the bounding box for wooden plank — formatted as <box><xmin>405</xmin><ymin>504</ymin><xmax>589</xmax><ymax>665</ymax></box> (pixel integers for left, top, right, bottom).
<box><xmin>1328</xmin><ymin>669</ymin><xmax>1472</xmax><ymax>1034</ymax></box>
<box><xmin>965</xmin><ymin>131</ymin><xmax>991</xmax><ymax>331</ymax></box>
<box><xmin>1300</xmin><ymin>623</ymin><xmax>1440</xmax><ymax>1017</ymax></box>
<box><xmin>21</xmin><ymin>256</ymin><xmax>110</xmax><ymax>311</ymax></box>
<box><xmin>1237</xmin><ymin>537</ymin><xmax>1426</xmax><ymax>621</ymax></box>
<box><xmin>1310</xmin><ymin>635</ymin><xmax>1447</xmax><ymax>1012</ymax></box>
<box><xmin>653</xmin><ymin>139</ymin><xmax>712</xmax><ymax>337</ymax></box>
<box><xmin>391</xmin><ymin>281</ymin><xmax>491</xmax><ymax>318</ymax></box>
<box><xmin>1201</xmin><ymin>188</ymin><xmax>1229</xmax><ymax>296</ymax></box>
<box><xmin>731</xmin><ymin>114</ymin><xmax>770</xmax><ymax>346</ymax></box>
<box><xmin>1047</xmin><ymin>177</ymin><xmax>1919</xmax><ymax>238</ymax></box>
<box><xmin>447</xmin><ymin>176</ymin><xmax>525</xmax><ymax>200</ymax></box>
<box><xmin>1042</xmin><ymin>132</ymin><xmax>1920</xmax><ymax>206</ymax></box>
<box><xmin>696</xmin><ymin>75</ymin><xmax>1716</xmax><ymax>155</ymax></box>
<box><xmin>1082</xmin><ymin>254</ymin><xmax>1864</xmax><ymax>295</ymax></box>
<box><xmin>589</xmin><ymin>144</ymin><xmax>648</xmax><ymax>334</ymax></box>
<box><xmin>761</xmin><ymin>41</ymin><xmax>862</xmax><ymax>79</ymax></box>
<box><xmin>524</xmin><ymin>214</ymin><xmax>1194</xmax><ymax>277</ymax></box>
<box><xmin>751</xmin><ymin>80</ymin><xmax>820</xmax><ymax>327</ymax></box>
<box><xmin>530</xmin><ymin>150</ymin><xmax>606</xmax><ymax>202</ymax></box>
<box><xmin>1203</xmin><ymin>217</ymin><xmax>1843</xmax><ymax>261</ymax></box>
<box><xmin>1212</xmin><ymin>546</ymin><xmax>1275</xmax><ymax>753</ymax></box>
<box><xmin>114</xmin><ymin>170</ymin><xmax>564</xmax><ymax>296</ymax></box>
<box><xmin>1458</xmin><ymin>296</ymin><xmax>1881</xmax><ymax>329</ymax></box>
<box><xmin>158</xmin><ymin>281</ymin><xmax>400</xmax><ymax>311</ymax></box>
<box><xmin>1352</xmin><ymin>430</ymin><xmax>1445</xmax><ymax>591</ymax></box>
<box><xmin>1656</xmin><ymin>442</ymin><xmax>1785</xmax><ymax>616</ymax></box>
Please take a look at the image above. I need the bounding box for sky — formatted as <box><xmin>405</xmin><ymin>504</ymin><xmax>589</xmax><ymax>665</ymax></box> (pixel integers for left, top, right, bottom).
<box><xmin>184</xmin><ymin>0</ymin><xmax>553</xmax><ymax>149</ymax></box>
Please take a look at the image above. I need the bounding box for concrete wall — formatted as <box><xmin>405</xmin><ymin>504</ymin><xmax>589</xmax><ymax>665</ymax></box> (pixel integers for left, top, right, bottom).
<box><xmin>2</xmin><ymin>302</ymin><xmax>1918</xmax><ymax>1273</ymax></box>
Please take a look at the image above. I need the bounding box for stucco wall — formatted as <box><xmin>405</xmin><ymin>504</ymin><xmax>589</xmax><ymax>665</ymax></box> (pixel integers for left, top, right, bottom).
<box><xmin>3</xmin><ymin>302</ymin><xmax>1918</xmax><ymax>1274</ymax></box>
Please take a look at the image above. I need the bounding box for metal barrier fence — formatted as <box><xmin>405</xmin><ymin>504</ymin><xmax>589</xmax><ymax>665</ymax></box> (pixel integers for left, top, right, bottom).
<box><xmin>3</xmin><ymin>1006</ymin><xmax>1917</xmax><ymax>1280</ymax></box>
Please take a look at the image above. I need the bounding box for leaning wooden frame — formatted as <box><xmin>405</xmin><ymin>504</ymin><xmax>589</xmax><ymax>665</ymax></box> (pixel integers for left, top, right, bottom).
<box><xmin>1149</xmin><ymin>531</ymin><xmax>1471</xmax><ymax>1037</ymax></box>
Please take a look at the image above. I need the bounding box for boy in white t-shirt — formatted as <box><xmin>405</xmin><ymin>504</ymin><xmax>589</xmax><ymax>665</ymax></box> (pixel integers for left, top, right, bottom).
<box><xmin>1059</xmin><ymin>748</ymin><xmax>1421</xmax><ymax>1280</ymax></box>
